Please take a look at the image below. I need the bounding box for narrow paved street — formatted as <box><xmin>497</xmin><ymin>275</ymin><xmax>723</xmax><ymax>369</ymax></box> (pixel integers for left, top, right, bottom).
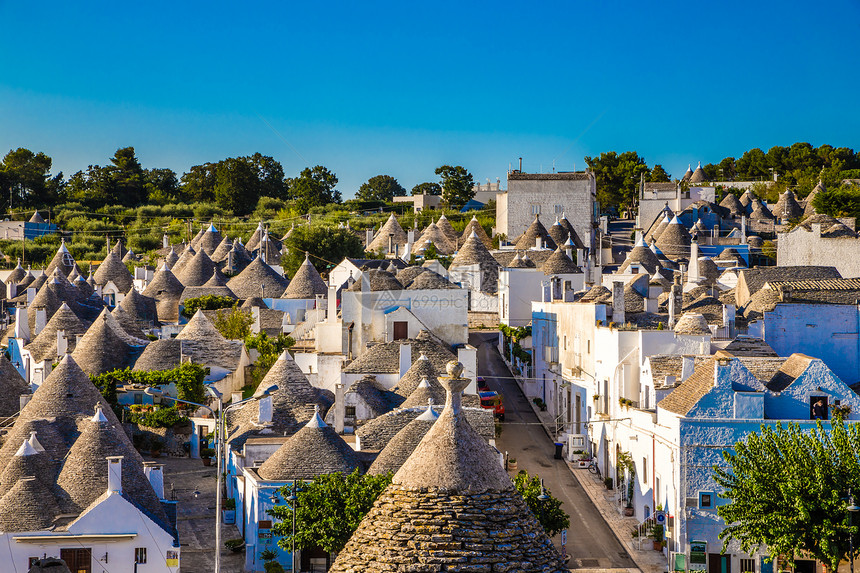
<box><xmin>471</xmin><ymin>332</ymin><xmax>637</xmax><ymax>571</ymax></box>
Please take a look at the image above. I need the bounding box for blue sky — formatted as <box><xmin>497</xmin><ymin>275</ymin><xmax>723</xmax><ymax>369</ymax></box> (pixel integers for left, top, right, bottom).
<box><xmin>1</xmin><ymin>0</ymin><xmax>858</xmax><ymax>198</ymax></box>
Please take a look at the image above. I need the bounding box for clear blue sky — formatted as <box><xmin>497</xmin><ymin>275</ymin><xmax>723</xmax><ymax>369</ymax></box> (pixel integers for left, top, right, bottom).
<box><xmin>1</xmin><ymin>0</ymin><xmax>858</xmax><ymax>198</ymax></box>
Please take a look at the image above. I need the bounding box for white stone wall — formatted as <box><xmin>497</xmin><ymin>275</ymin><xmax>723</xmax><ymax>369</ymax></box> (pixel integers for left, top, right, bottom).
<box><xmin>777</xmin><ymin>226</ymin><xmax>860</xmax><ymax>278</ymax></box>
<box><xmin>497</xmin><ymin>173</ymin><xmax>595</xmax><ymax>249</ymax></box>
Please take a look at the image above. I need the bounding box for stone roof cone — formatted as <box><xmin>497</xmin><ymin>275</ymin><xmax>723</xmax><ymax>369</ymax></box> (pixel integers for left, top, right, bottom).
<box><xmin>197</xmin><ymin>223</ymin><xmax>223</xmax><ymax>256</ymax></box>
<box><xmin>283</xmin><ymin>253</ymin><xmax>328</xmax><ymax>299</ymax></box>
<box><xmin>450</xmin><ymin>230</ymin><xmax>501</xmax><ymax>293</ymax></box>
<box><xmin>367</xmin><ymin>214</ymin><xmax>408</xmax><ymax>253</ymax></box>
<box><xmin>93</xmin><ymin>251</ymin><xmax>134</xmax><ymax>294</ymax></box>
<box><xmin>515</xmin><ymin>214</ymin><xmax>556</xmax><ymax>250</ymax></box>
<box><xmin>171</xmin><ymin>244</ymin><xmax>196</xmax><ymax>276</ymax></box>
<box><xmin>331</xmin><ymin>361</ymin><xmax>566</xmax><ymax>572</ymax></box>
<box><xmin>460</xmin><ymin>215</ymin><xmax>492</xmax><ymax>248</ymax></box>
<box><xmin>689</xmin><ymin>161</ymin><xmax>707</xmax><ymax>184</ymax></box>
<box><xmin>142</xmin><ymin>262</ymin><xmax>185</xmax><ymax>323</ymax></box>
<box><xmin>175</xmin><ymin>248</ymin><xmax>217</xmax><ymax>287</ymax></box>
<box><xmin>367</xmin><ymin>399</ymin><xmax>439</xmax><ymax>475</ymax></box>
<box><xmin>804</xmin><ymin>180</ymin><xmax>825</xmax><ymax>216</ymax></box>
<box><xmin>435</xmin><ymin>213</ymin><xmax>459</xmax><ymax>245</ymax></box>
<box><xmin>227</xmin><ymin>256</ymin><xmax>289</xmax><ymax>299</ymax></box>
<box><xmin>44</xmin><ymin>240</ymin><xmax>76</xmax><ymax>277</ymax></box>
<box><xmin>164</xmin><ymin>245</ymin><xmax>180</xmax><ymax>268</ymax></box>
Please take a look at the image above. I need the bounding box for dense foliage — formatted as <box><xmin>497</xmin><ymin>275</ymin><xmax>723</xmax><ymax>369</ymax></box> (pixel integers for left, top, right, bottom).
<box><xmin>127</xmin><ymin>405</ymin><xmax>188</xmax><ymax>428</ymax></box>
<box><xmin>435</xmin><ymin>165</ymin><xmax>475</xmax><ymax>207</ymax></box>
<box><xmin>90</xmin><ymin>362</ymin><xmax>210</xmax><ymax>407</ymax></box>
<box><xmin>181</xmin><ymin>295</ymin><xmax>239</xmax><ymax>318</ymax></box>
<box><xmin>513</xmin><ymin>470</ymin><xmax>571</xmax><ymax>537</ymax></box>
<box><xmin>212</xmin><ymin>306</ymin><xmax>255</xmax><ymax>340</ymax></box>
<box><xmin>715</xmin><ymin>420</ymin><xmax>860</xmax><ymax>572</ymax></box>
<box><xmin>356</xmin><ymin>175</ymin><xmax>405</xmax><ymax>202</ymax></box>
<box><xmin>244</xmin><ymin>331</ymin><xmax>296</xmax><ymax>387</ymax></box>
<box><xmin>268</xmin><ymin>470</ymin><xmax>393</xmax><ymax>554</ymax></box>
<box><xmin>278</xmin><ymin>225</ymin><xmax>365</xmax><ymax>278</ymax></box>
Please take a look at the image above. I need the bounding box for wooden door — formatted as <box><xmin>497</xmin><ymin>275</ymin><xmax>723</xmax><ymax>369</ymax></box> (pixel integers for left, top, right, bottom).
<box><xmin>393</xmin><ymin>321</ymin><xmax>408</xmax><ymax>340</ymax></box>
<box><xmin>60</xmin><ymin>548</ymin><xmax>92</xmax><ymax>573</ymax></box>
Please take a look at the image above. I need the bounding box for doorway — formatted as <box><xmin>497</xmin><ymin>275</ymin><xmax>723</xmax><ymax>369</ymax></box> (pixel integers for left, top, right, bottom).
<box><xmin>393</xmin><ymin>321</ymin><xmax>408</xmax><ymax>340</ymax></box>
<box><xmin>60</xmin><ymin>548</ymin><xmax>92</xmax><ymax>573</ymax></box>
<box><xmin>708</xmin><ymin>553</ymin><xmax>731</xmax><ymax>573</ymax></box>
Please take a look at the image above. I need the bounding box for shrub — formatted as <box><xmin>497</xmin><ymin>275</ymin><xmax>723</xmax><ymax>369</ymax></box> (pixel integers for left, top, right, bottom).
<box><xmin>128</xmin><ymin>406</ymin><xmax>188</xmax><ymax>428</ymax></box>
<box><xmin>182</xmin><ymin>295</ymin><xmax>238</xmax><ymax>318</ymax></box>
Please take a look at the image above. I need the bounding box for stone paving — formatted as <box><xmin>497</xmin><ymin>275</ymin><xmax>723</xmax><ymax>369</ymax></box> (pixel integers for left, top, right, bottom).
<box><xmin>159</xmin><ymin>456</ymin><xmax>246</xmax><ymax>573</ymax></box>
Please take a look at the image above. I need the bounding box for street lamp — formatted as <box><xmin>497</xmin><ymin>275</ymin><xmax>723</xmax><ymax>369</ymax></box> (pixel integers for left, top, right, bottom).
<box><xmin>144</xmin><ymin>384</ymin><xmax>278</xmax><ymax>573</ymax></box>
<box><xmin>848</xmin><ymin>489</ymin><xmax>860</xmax><ymax>573</ymax></box>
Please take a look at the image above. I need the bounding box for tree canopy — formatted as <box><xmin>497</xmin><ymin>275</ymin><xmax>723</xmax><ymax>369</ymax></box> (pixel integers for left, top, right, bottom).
<box><xmin>584</xmin><ymin>151</ymin><xmax>650</xmax><ymax>209</ymax></box>
<box><xmin>0</xmin><ymin>148</ymin><xmax>64</xmax><ymax>210</ymax></box>
<box><xmin>513</xmin><ymin>470</ymin><xmax>570</xmax><ymax>537</ymax></box>
<box><xmin>411</xmin><ymin>181</ymin><xmax>441</xmax><ymax>196</ymax></box>
<box><xmin>356</xmin><ymin>175</ymin><xmax>405</xmax><ymax>202</ymax></box>
<box><xmin>279</xmin><ymin>224</ymin><xmax>365</xmax><ymax>278</ymax></box>
<box><xmin>715</xmin><ymin>420</ymin><xmax>860</xmax><ymax>572</ymax></box>
<box><xmin>269</xmin><ymin>470</ymin><xmax>393</xmax><ymax>555</ymax></box>
<box><xmin>288</xmin><ymin>165</ymin><xmax>341</xmax><ymax>214</ymax></box>
<box><xmin>435</xmin><ymin>165</ymin><xmax>474</xmax><ymax>207</ymax></box>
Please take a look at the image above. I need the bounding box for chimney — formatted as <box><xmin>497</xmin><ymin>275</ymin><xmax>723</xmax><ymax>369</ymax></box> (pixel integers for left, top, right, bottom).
<box><xmin>144</xmin><ymin>463</ymin><xmax>165</xmax><ymax>499</ymax></box>
<box><xmin>681</xmin><ymin>355</ymin><xmax>696</xmax><ymax>380</ymax></box>
<box><xmin>811</xmin><ymin>223</ymin><xmax>822</xmax><ymax>238</ymax></box>
<box><xmin>723</xmin><ymin>304</ymin><xmax>736</xmax><ymax>337</ymax></box>
<box><xmin>7</xmin><ymin>282</ymin><xmax>16</xmax><ymax>299</ymax></box>
<box><xmin>612</xmin><ymin>281</ymin><xmax>625</xmax><ymax>325</ymax></box>
<box><xmin>258</xmin><ymin>395</ymin><xmax>273</xmax><ymax>424</ymax></box>
<box><xmin>334</xmin><ymin>383</ymin><xmax>345</xmax><ymax>434</ymax></box>
<box><xmin>26</xmin><ymin>286</ymin><xmax>36</xmax><ymax>304</ymax></box>
<box><xmin>226</xmin><ymin>249</ymin><xmax>234</xmax><ymax>273</ymax></box>
<box><xmin>552</xmin><ymin>276</ymin><xmax>562</xmax><ymax>300</ymax></box>
<box><xmin>536</xmin><ymin>236</ymin><xmax>542</xmax><ymax>250</ymax></box>
<box><xmin>780</xmin><ymin>285</ymin><xmax>792</xmax><ymax>302</ymax></box>
<box><xmin>231</xmin><ymin>391</ymin><xmax>243</xmax><ymax>404</ymax></box>
<box><xmin>406</xmin><ymin>230</ymin><xmax>415</xmax><ymax>257</ymax></box>
<box><xmin>365</xmin><ymin>229</ymin><xmax>373</xmax><ymax>247</ymax></box>
<box><xmin>162</xmin><ymin>234</ymin><xmax>169</xmax><ymax>249</ymax></box>
<box><xmin>669</xmin><ymin>282</ymin><xmax>682</xmax><ymax>328</ymax></box>
<box><xmin>741</xmin><ymin>215</ymin><xmax>747</xmax><ymax>244</ymax></box>
<box><xmin>107</xmin><ymin>456</ymin><xmax>123</xmax><ymax>494</ymax></box>
<box><xmin>14</xmin><ymin>306</ymin><xmax>30</xmax><ymax>343</ymax></box>
<box><xmin>34</xmin><ymin>307</ymin><xmax>47</xmax><ymax>336</ymax></box>
<box><xmin>399</xmin><ymin>344</ymin><xmax>411</xmax><ymax>380</ymax></box>
<box><xmin>56</xmin><ymin>329</ymin><xmax>68</xmax><ymax>358</ymax></box>
<box><xmin>687</xmin><ymin>239</ymin><xmax>700</xmax><ymax>285</ymax></box>
<box><xmin>251</xmin><ymin>306</ymin><xmax>261</xmax><ymax>334</ymax></box>
<box><xmin>634</xmin><ymin>228</ymin><xmax>643</xmax><ymax>244</ymax></box>
<box><xmin>19</xmin><ymin>393</ymin><xmax>32</xmax><ymax>410</ymax></box>
<box><xmin>388</xmin><ymin>233</ymin><xmax>394</xmax><ymax>255</ymax></box>
<box><xmin>518</xmin><ymin>157</ymin><xmax>522</xmax><ymax>172</ymax></box>
<box><xmin>327</xmin><ymin>285</ymin><xmax>337</xmax><ymax>323</ymax></box>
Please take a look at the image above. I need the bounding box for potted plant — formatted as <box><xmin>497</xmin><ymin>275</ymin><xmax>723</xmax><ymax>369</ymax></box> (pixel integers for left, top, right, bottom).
<box><xmin>201</xmin><ymin>448</ymin><xmax>216</xmax><ymax>466</ymax></box>
<box><xmin>650</xmin><ymin>523</ymin><xmax>664</xmax><ymax>551</ymax></box>
<box><xmin>222</xmin><ymin>498</ymin><xmax>236</xmax><ymax>525</ymax></box>
<box><xmin>604</xmin><ymin>477</ymin><xmax>613</xmax><ymax>490</ymax></box>
<box><xmin>508</xmin><ymin>457</ymin><xmax>518</xmax><ymax>470</ymax></box>
<box><xmin>150</xmin><ymin>438</ymin><xmax>164</xmax><ymax>458</ymax></box>
<box><xmin>224</xmin><ymin>538</ymin><xmax>245</xmax><ymax>553</ymax></box>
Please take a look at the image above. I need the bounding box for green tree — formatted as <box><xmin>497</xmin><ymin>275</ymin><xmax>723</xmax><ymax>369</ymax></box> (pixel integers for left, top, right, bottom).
<box><xmin>435</xmin><ymin>165</ymin><xmax>474</xmax><ymax>207</ymax></box>
<box><xmin>411</xmin><ymin>181</ymin><xmax>442</xmax><ymax>196</ymax></box>
<box><xmin>584</xmin><ymin>151</ymin><xmax>650</xmax><ymax>209</ymax></box>
<box><xmin>215</xmin><ymin>157</ymin><xmax>259</xmax><ymax>215</ymax></box>
<box><xmin>213</xmin><ymin>306</ymin><xmax>255</xmax><ymax>339</ymax></box>
<box><xmin>715</xmin><ymin>420</ymin><xmax>860</xmax><ymax>572</ymax></box>
<box><xmin>0</xmin><ymin>148</ymin><xmax>63</xmax><ymax>208</ymax></box>
<box><xmin>247</xmin><ymin>152</ymin><xmax>288</xmax><ymax>201</ymax></box>
<box><xmin>513</xmin><ymin>470</ymin><xmax>570</xmax><ymax>536</ymax></box>
<box><xmin>649</xmin><ymin>164</ymin><xmax>671</xmax><ymax>182</ymax></box>
<box><xmin>268</xmin><ymin>470</ymin><xmax>393</xmax><ymax>554</ymax></box>
<box><xmin>145</xmin><ymin>167</ymin><xmax>180</xmax><ymax>204</ymax></box>
<box><xmin>181</xmin><ymin>295</ymin><xmax>238</xmax><ymax>318</ymax></box>
<box><xmin>356</xmin><ymin>175</ymin><xmax>405</xmax><ymax>202</ymax></box>
<box><xmin>288</xmin><ymin>165</ymin><xmax>341</xmax><ymax>213</ymax></box>
<box><xmin>279</xmin><ymin>225</ymin><xmax>365</xmax><ymax>278</ymax></box>
<box><xmin>180</xmin><ymin>163</ymin><xmax>217</xmax><ymax>202</ymax></box>
<box><xmin>735</xmin><ymin>148</ymin><xmax>769</xmax><ymax>180</ymax></box>
<box><xmin>109</xmin><ymin>147</ymin><xmax>147</xmax><ymax>206</ymax></box>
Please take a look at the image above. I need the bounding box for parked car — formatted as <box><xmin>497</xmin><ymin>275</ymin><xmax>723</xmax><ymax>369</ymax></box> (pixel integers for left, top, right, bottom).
<box><xmin>476</xmin><ymin>376</ymin><xmax>489</xmax><ymax>391</ymax></box>
<box><xmin>479</xmin><ymin>391</ymin><xmax>505</xmax><ymax>421</ymax></box>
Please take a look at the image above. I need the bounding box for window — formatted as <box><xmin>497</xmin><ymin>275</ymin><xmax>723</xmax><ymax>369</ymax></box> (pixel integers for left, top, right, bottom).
<box><xmin>642</xmin><ymin>458</ymin><xmax>648</xmax><ymax>484</ymax></box>
<box><xmin>699</xmin><ymin>492</ymin><xmax>714</xmax><ymax>509</ymax></box>
<box><xmin>563</xmin><ymin>336</ymin><xmax>567</xmax><ymax>351</ymax></box>
<box><xmin>587</xmin><ymin>340</ymin><xmax>590</xmax><ymax>354</ymax></box>
<box><xmin>740</xmin><ymin>558</ymin><xmax>756</xmax><ymax>572</ymax></box>
<box><xmin>554</xmin><ymin>204</ymin><xmax>564</xmax><ymax>214</ymax></box>
<box><xmin>531</xmin><ymin>204</ymin><xmax>541</xmax><ymax>215</ymax></box>
<box><xmin>135</xmin><ymin>548</ymin><xmax>147</xmax><ymax>564</ymax></box>
<box><xmin>345</xmin><ymin>406</ymin><xmax>356</xmax><ymax>417</ymax></box>
<box><xmin>393</xmin><ymin>321</ymin><xmax>408</xmax><ymax>340</ymax></box>
<box><xmin>810</xmin><ymin>396</ymin><xmax>828</xmax><ymax>420</ymax></box>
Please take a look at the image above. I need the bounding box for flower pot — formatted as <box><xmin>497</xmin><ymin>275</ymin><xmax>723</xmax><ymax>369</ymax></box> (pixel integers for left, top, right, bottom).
<box><xmin>202</xmin><ymin>457</ymin><xmax>212</xmax><ymax>466</ymax></box>
<box><xmin>509</xmin><ymin>461</ymin><xmax>518</xmax><ymax>470</ymax></box>
<box><xmin>623</xmin><ymin>507</ymin><xmax>634</xmax><ymax>517</ymax></box>
<box><xmin>653</xmin><ymin>540</ymin><xmax>663</xmax><ymax>551</ymax></box>
<box><xmin>222</xmin><ymin>509</ymin><xmax>236</xmax><ymax>525</ymax></box>
<box><xmin>577</xmin><ymin>461</ymin><xmax>588</xmax><ymax>468</ymax></box>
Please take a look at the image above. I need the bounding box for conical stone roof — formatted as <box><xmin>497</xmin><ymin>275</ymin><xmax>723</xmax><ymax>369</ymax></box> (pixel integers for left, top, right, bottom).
<box><xmin>460</xmin><ymin>216</ymin><xmax>492</xmax><ymax>248</ymax></box>
<box><xmin>164</xmin><ymin>246</ymin><xmax>180</xmax><ymax>269</ymax></box>
<box><xmin>719</xmin><ymin>193</ymin><xmax>744</xmax><ymax>217</ymax></box>
<box><xmin>558</xmin><ymin>214</ymin><xmax>585</xmax><ymax>249</ymax></box>
<box><xmin>227</xmin><ymin>256</ymin><xmax>289</xmax><ymax>299</ymax></box>
<box><xmin>436</xmin><ymin>214</ymin><xmax>459</xmax><ymax>245</ymax></box>
<box><xmin>413</xmin><ymin>222</ymin><xmax>455</xmax><ymax>255</ymax></box>
<box><xmin>257</xmin><ymin>407</ymin><xmax>360</xmax><ymax>480</ymax></box>
<box><xmin>244</xmin><ymin>223</ymin><xmax>266</xmax><ymax>253</ymax></box>
<box><xmin>119</xmin><ymin>287</ymin><xmax>159</xmax><ymax>329</ymax></box>
<box><xmin>547</xmin><ymin>218</ymin><xmax>569</xmax><ymax>248</ymax></box>
<box><xmin>805</xmin><ymin>180</ymin><xmax>825</xmax><ymax>216</ymax></box>
<box><xmin>0</xmin><ymin>438</ymin><xmax>55</xmax><ymax>497</ymax></box>
<box><xmin>171</xmin><ymin>245</ymin><xmax>196</xmax><ymax>276</ymax></box>
<box><xmin>177</xmin><ymin>309</ymin><xmax>226</xmax><ymax>342</ymax></box>
<box><xmin>655</xmin><ymin>215</ymin><xmax>692</xmax><ymax>259</ymax></box>
<box><xmin>223</xmin><ymin>240</ymin><xmax>253</xmax><ymax>274</ymax></box>
<box><xmin>282</xmin><ymin>254</ymin><xmax>327</xmax><ymax>299</ymax></box>
<box><xmin>647</xmin><ymin>213</ymin><xmax>672</xmax><ymax>243</ymax></box>
<box><xmin>774</xmin><ymin>189</ymin><xmax>803</xmax><ymax>220</ymax></box>
<box><xmin>71</xmin><ymin>309</ymin><xmax>149</xmax><ymax>375</ymax></box>
<box><xmin>391</xmin><ymin>354</ymin><xmax>441</xmax><ymax>399</ymax></box>
<box><xmin>26</xmin><ymin>302</ymin><xmax>89</xmax><ymax>364</ymax></box>
<box><xmin>210</xmin><ymin>236</ymin><xmax>233</xmax><ymax>263</ymax></box>
<box><xmin>618</xmin><ymin>238</ymin><xmax>662</xmax><ymax>275</ymax></box>
<box><xmin>196</xmin><ymin>223</ymin><xmax>223</xmax><ymax>256</ymax></box>
<box><xmin>689</xmin><ymin>162</ymin><xmax>707</xmax><ymax>184</ymax></box>
<box><xmin>175</xmin><ymin>248</ymin><xmax>217</xmax><ymax>287</ymax></box>
<box><xmin>330</xmin><ymin>369</ymin><xmax>565</xmax><ymax>572</ymax></box>
<box><xmin>367</xmin><ymin>402</ymin><xmax>439</xmax><ymax>475</ymax></box>
<box><xmin>367</xmin><ymin>214</ymin><xmax>408</xmax><ymax>254</ymax></box>
<box><xmin>44</xmin><ymin>242</ymin><xmax>76</xmax><ymax>277</ymax></box>
<box><xmin>541</xmin><ymin>247</ymin><xmax>580</xmax><ymax>275</ymax></box>
<box><xmin>515</xmin><ymin>214</ymin><xmax>556</xmax><ymax>250</ymax></box>
<box><xmin>110</xmin><ymin>239</ymin><xmax>127</xmax><ymax>260</ymax></box>
<box><xmin>0</xmin><ymin>476</ymin><xmax>60</xmax><ymax>532</ymax></box>
<box><xmin>681</xmin><ymin>164</ymin><xmax>693</xmax><ymax>182</ymax></box>
<box><xmin>142</xmin><ymin>263</ymin><xmax>184</xmax><ymax>323</ymax></box>
<box><xmin>0</xmin><ymin>355</ymin><xmax>29</xmax><ymax>417</ymax></box>
<box><xmin>93</xmin><ymin>251</ymin><xmax>133</xmax><ymax>294</ymax></box>
<box><xmin>6</xmin><ymin>260</ymin><xmax>25</xmax><ymax>285</ymax></box>
<box><xmin>450</xmin><ymin>231</ymin><xmax>501</xmax><ymax>293</ymax></box>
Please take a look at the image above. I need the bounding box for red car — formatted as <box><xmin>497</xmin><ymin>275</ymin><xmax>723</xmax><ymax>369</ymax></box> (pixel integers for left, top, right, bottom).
<box><xmin>479</xmin><ymin>391</ymin><xmax>505</xmax><ymax>421</ymax></box>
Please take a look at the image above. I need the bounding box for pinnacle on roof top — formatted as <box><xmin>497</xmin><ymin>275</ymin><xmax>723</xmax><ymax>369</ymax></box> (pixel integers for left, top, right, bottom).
<box><xmin>306</xmin><ymin>405</ymin><xmax>326</xmax><ymax>428</ymax></box>
<box><xmin>28</xmin><ymin>431</ymin><xmax>45</xmax><ymax>452</ymax></box>
<box><xmin>14</xmin><ymin>438</ymin><xmax>38</xmax><ymax>457</ymax></box>
<box><xmin>415</xmin><ymin>398</ymin><xmax>439</xmax><ymax>421</ymax></box>
<box><xmin>91</xmin><ymin>403</ymin><xmax>108</xmax><ymax>423</ymax></box>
